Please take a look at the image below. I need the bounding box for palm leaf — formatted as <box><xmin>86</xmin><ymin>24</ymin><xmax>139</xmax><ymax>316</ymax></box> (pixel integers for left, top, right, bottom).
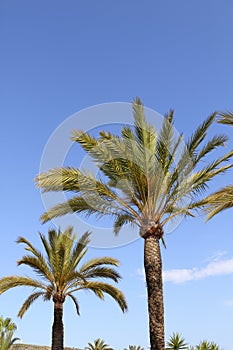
<box><xmin>18</xmin><ymin>291</ymin><xmax>45</xmax><ymax>318</ymax></box>
<box><xmin>67</xmin><ymin>293</ymin><xmax>80</xmax><ymax>315</ymax></box>
<box><xmin>217</xmin><ymin>111</ymin><xmax>233</xmax><ymax>126</ymax></box>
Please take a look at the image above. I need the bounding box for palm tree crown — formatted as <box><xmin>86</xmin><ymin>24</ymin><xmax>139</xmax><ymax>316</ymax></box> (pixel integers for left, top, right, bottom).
<box><xmin>124</xmin><ymin>345</ymin><xmax>145</xmax><ymax>350</ymax></box>
<box><xmin>166</xmin><ymin>332</ymin><xmax>188</xmax><ymax>349</ymax></box>
<box><xmin>0</xmin><ymin>227</ymin><xmax>127</xmax><ymax>350</ymax></box>
<box><xmin>37</xmin><ymin>100</ymin><xmax>233</xmax><ymax>237</ymax></box>
<box><xmin>196</xmin><ymin>340</ymin><xmax>222</xmax><ymax>350</ymax></box>
<box><xmin>36</xmin><ymin>99</ymin><xmax>233</xmax><ymax>350</ymax></box>
<box><xmin>85</xmin><ymin>338</ymin><xmax>113</xmax><ymax>350</ymax></box>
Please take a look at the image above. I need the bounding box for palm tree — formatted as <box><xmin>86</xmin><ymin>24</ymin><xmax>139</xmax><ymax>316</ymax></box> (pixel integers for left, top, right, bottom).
<box><xmin>204</xmin><ymin>112</ymin><xmax>233</xmax><ymax>219</ymax></box>
<box><xmin>124</xmin><ymin>345</ymin><xmax>145</xmax><ymax>350</ymax></box>
<box><xmin>0</xmin><ymin>227</ymin><xmax>127</xmax><ymax>350</ymax></box>
<box><xmin>85</xmin><ymin>338</ymin><xmax>113</xmax><ymax>350</ymax></box>
<box><xmin>166</xmin><ymin>333</ymin><xmax>188</xmax><ymax>349</ymax></box>
<box><xmin>0</xmin><ymin>316</ymin><xmax>20</xmax><ymax>350</ymax></box>
<box><xmin>196</xmin><ymin>340</ymin><xmax>222</xmax><ymax>350</ymax></box>
<box><xmin>36</xmin><ymin>99</ymin><xmax>233</xmax><ymax>350</ymax></box>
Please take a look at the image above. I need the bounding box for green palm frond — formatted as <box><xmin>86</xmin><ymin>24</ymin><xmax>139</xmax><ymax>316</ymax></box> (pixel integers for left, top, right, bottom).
<box><xmin>75</xmin><ymin>281</ymin><xmax>127</xmax><ymax>312</ymax></box>
<box><xmin>71</xmin><ymin>130</ymin><xmax>98</xmax><ymax>151</ymax></box>
<box><xmin>166</xmin><ymin>332</ymin><xmax>188</xmax><ymax>349</ymax></box>
<box><xmin>86</xmin><ymin>338</ymin><xmax>113</xmax><ymax>350</ymax></box>
<box><xmin>124</xmin><ymin>346</ymin><xmax>145</xmax><ymax>350</ymax></box>
<box><xmin>67</xmin><ymin>231</ymin><xmax>90</xmax><ymax>272</ymax></box>
<box><xmin>132</xmin><ymin>97</ymin><xmax>151</xmax><ymax>148</ymax></box>
<box><xmin>40</xmin><ymin>197</ymin><xmax>101</xmax><ymax>223</ymax></box>
<box><xmin>193</xmin><ymin>134</ymin><xmax>228</xmax><ymax>166</ymax></box>
<box><xmin>217</xmin><ymin>111</ymin><xmax>233</xmax><ymax>126</ymax></box>
<box><xmin>17</xmin><ymin>255</ymin><xmax>53</xmax><ymax>282</ymax></box>
<box><xmin>195</xmin><ymin>340</ymin><xmax>222</xmax><ymax>350</ymax></box>
<box><xmin>0</xmin><ymin>317</ymin><xmax>17</xmax><ymax>332</ymax></box>
<box><xmin>0</xmin><ymin>317</ymin><xmax>19</xmax><ymax>350</ymax></box>
<box><xmin>36</xmin><ymin>167</ymin><xmax>81</xmax><ymax>193</ymax></box>
<box><xmin>156</xmin><ymin>110</ymin><xmax>174</xmax><ymax>171</ymax></box>
<box><xmin>79</xmin><ymin>257</ymin><xmax>119</xmax><ymax>272</ymax></box>
<box><xmin>67</xmin><ymin>293</ymin><xmax>80</xmax><ymax>315</ymax></box>
<box><xmin>0</xmin><ymin>276</ymin><xmax>47</xmax><ymax>293</ymax></box>
<box><xmin>18</xmin><ymin>291</ymin><xmax>45</xmax><ymax>318</ymax></box>
<box><xmin>81</xmin><ymin>267</ymin><xmax>121</xmax><ymax>282</ymax></box>
<box><xmin>186</xmin><ymin>113</ymin><xmax>216</xmax><ymax>156</ymax></box>
<box><xmin>113</xmin><ymin>214</ymin><xmax>136</xmax><ymax>235</ymax></box>
<box><xmin>204</xmin><ymin>185</ymin><xmax>233</xmax><ymax>220</ymax></box>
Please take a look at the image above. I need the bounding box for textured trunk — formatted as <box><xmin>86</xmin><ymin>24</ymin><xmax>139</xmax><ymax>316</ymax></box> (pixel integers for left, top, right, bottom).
<box><xmin>52</xmin><ymin>301</ymin><xmax>64</xmax><ymax>350</ymax></box>
<box><xmin>144</xmin><ymin>233</ymin><xmax>165</xmax><ymax>350</ymax></box>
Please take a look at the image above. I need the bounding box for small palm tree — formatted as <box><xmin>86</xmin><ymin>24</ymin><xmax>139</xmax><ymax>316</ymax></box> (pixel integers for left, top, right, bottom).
<box><xmin>196</xmin><ymin>340</ymin><xmax>222</xmax><ymax>350</ymax></box>
<box><xmin>0</xmin><ymin>316</ymin><xmax>20</xmax><ymax>350</ymax></box>
<box><xmin>0</xmin><ymin>227</ymin><xmax>127</xmax><ymax>350</ymax></box>
<box><xmin>85</xmin><ymin>338</ymin><xmax>113</xmax><ymax>350</ymax></box>
<box><xmin>205</xmin><ymin>112</ymin><xmax>233</xmax><ymax>219</ymax></box>
<box><xmin>166</xmin><ymin>332</ymin><xmax>188</xmax><ymax>349</ymax></box>
<box><xmin>124</xmin><ymin>346</ymin><xmax>145</xmax><ymax>350</ymax></box>
<box><xmin>36</xmin><ymin>99</ymin><xmax>233</xmax><ymax>350</ymax></box>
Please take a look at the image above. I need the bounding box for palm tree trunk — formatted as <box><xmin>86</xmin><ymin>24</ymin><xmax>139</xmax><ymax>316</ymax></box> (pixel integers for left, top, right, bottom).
<box><xmin>52</xmin><ymin>301</ymin><xmax>64</xmax><ymax>350</ymax></box>
<box><xmin>144</xmin><ymin>233</ymin><xmax>164</xmax><ymax>350</ymax></box>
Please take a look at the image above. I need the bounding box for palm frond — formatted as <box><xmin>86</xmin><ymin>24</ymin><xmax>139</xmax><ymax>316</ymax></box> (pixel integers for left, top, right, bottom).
<box><xmin>40</xmin><ymin>196</ymin><xmax>121</xmax><ymax>224</ymax></box>
<box><xmin>156</xmin><ymin>110</ymin><xmax>174</xmax><ymax>171</ymax></box>
<box><xmin>217</xmin><ymin>111</ymin><xmax>233</xmax><ymax>126</ymax></box>
<box><xmin>18</xmin><ymin>292</ymin><xmax>45</xmax><ymax>318</ymax></box>
<box><xmin>166</xmin><ymin>332</ymin><xmax>188</xmax><ymax>350</ymax></box>
<box><xmin>193</xmin><ymin>134</ymin><xmax>228</xmax><ymax>166</ymax></box>
<box><xmin>132</xmin><ymin>97</ymin><xmax>150</xmax><ymax>147</ymax></box>
<box><xmin>79</xmin><ymin>257</ymin><xmax>119</xmax><ymax>273</ymax></box>
<box><xmin>77</xmin><ymin>281</ymin><xmax>127</xmax><ymax>312</ymax></box>
<box><xmin>186</xmin><ymin>113</ymin><xmax>216</xmax><ymax>156</ymax></box>
<box><xmin>67</xmin><ymin>293</ymin><xmax>80</xmax><ymax>315</ymax></box>
<box><xmin>68</xmin><ymin>231</ymin><xmax>90</xmax><ymax>272</ymax></box>
<box><xmin>36</xmin><ymin>167</ymin><xmax>80</xmax><ymax>193</ymax></box>
<box><xmin>113</xmin><ymin>214</ymin><xmax>136</xmax><ymax>235</ymax></box>
<box><xmin>17</xmin><ymin>255</ymin><xmax>53</xmax><ymax>283</ymax></box>
<box><xmin>71</xmin><ymin>130</ymin><xmax>98</xmax><ymax>151</ymax></box>
<box><xmin>0</xmin><ymin>276</ymin><xmax>46</xmax><ymax>293</ymax></box>
<box><xmin>81</xmin><ymin>267</ymin><xmax>121</xmax><ymax>283</ymax></box>
<box><xmin>204</xmin><ymin>185</ymin><xmax>233</xmax><ymax>220</ymax></box>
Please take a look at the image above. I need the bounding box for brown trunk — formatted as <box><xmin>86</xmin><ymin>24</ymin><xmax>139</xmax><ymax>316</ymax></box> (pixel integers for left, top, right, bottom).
<box><xmin>52</xmin><ymin>301</ymin><xmax>64</xmax><ymax>350</ymax></box>
<box><xmin>144</xmin><ymin>233</ymin><xmax>165</xmax><ymax>350</ymax></box>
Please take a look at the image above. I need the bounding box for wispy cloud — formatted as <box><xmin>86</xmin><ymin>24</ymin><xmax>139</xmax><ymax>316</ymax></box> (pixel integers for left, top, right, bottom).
<box><xmin>224</xmin><ymin>300</ymin><xmax>233</xmax><ymax>307</ymax></box>
<box><xmin>163</xmin><ymin>257</ymin><xmax>233</xmax><ymax>284</ymax></box>
<box><xmin>137</xmin><ymin>254</ymin><xmax>233</xmax><ymax>284</ymax></box>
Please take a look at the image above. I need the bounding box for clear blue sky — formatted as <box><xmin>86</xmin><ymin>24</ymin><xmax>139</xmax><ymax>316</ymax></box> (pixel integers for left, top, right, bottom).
<box><xmin>1</xmin><ymin>1</ymin><xmax>233</xmax><ymax>349</ymax></box>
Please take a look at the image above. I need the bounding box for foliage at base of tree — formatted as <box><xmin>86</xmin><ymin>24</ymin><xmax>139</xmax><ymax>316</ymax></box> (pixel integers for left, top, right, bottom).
<box><xmin>0</xmin><ymin>316</ymin><xmax>20</xmax><ymax>350</ymax></box>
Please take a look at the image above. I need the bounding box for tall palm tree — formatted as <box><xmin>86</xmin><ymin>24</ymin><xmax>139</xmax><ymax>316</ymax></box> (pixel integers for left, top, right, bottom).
<box><xmin>0</xmin><ymin>316</ymin><xmax>20</xmax><ymax>350</ymax></box>
<box><xmin>36</xmin><ymin>99</ymin><xmax>233</xmax><ymax>350</ymax></box>
<box><xmin>204</xmin><ymin>112</ymin><xmax>233</xmax><ymax>219</ymax></box>
<box><xmin>166</xmin><ymin>333</ymin><xmax>188</xmax><ymax>349</ymax></box>
<box><xmin>85</xmin><ymin>338</ymin><xmax>113</xmax><ymax>350</ymax></box>
<box><xmin>0</xmin><ymin>227</ymin><xmax>127</xmax><ymax>350</ymax></box>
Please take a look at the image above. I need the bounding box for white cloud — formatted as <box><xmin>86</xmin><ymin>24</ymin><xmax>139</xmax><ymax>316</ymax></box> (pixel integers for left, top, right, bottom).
<box><xmin>204</xmin><ymin>250</ymin><xmax>227</xmax><ymax>263</ymax></box>
<box><xmin>137</xmin><ymin>256</ymin><xmax>233</xmax><ymax>284</ymax></box>
<box><xmin>224</xmin><ymin>300</ymin><xmax>233</xmax><ymax>307</ymax></box>
<box><xmin>164</xmin><ymin>257</ymin><xmax>233</xmax><ymax>284</ymax></box>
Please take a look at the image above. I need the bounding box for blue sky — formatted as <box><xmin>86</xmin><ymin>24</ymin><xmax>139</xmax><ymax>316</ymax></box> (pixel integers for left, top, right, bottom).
<box><xmin>0</xmin><ymin>1</ymin><xmax>233</xmax><ymax>349</ymax></box>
